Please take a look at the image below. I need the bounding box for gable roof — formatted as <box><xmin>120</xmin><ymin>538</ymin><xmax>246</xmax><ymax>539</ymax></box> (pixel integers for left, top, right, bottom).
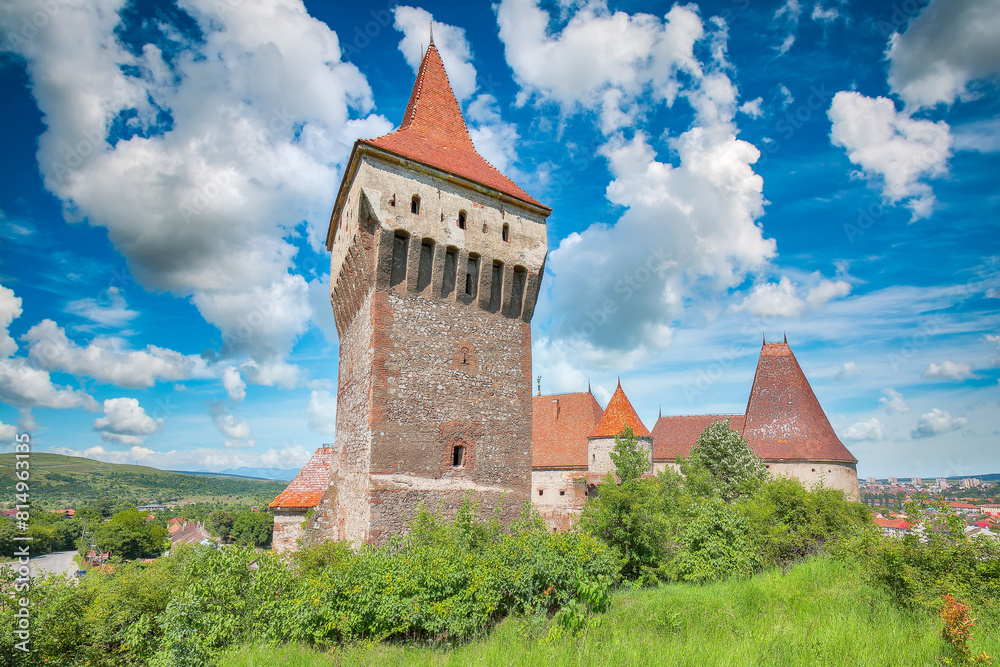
<box><xmin>651</xmin><ymin>414</ymin><xmax>744</xmax><ymax>462</ymax></box>
<box><xmin>532</xmin><ymin>392</ymin><xmax>604</xmax><ymax>468</ymax></box>
<box><xmin>742</xmin><ymin>342</ymin><xmax>857</xmax><ymax>463</ymax></box>
<box><xmin>268</xmin><ymin>446</ymin><xmax>335</xmax><ymax>510</ymax></box>
<box><xmin>589</xmin><ymin>381</ymin><xmax>651</xmax><ymax>438</ymax></box>
<box><xmin>362</xmin><ymin>43</ymin><xmax>545</xmax><ymax>210</ymax></box>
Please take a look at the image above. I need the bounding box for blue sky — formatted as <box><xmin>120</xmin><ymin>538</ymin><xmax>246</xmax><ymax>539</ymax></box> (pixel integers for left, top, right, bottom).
<box><xmin>0</xmin><ymin>0</ymin><xmax>997</xmax><ymax>478</ymax></box>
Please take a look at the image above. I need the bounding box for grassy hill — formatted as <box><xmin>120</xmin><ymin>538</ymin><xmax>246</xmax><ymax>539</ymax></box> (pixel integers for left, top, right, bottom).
<box><xmin>0</xmin><ymin>453</ymin><xmax>289</xmax><ymax>507</ymax></box>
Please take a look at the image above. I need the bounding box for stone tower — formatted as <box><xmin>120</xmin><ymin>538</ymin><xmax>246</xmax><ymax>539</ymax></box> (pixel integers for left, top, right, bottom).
<box><xmin>586</xmin><ymin>381</ymin><xmax>652</xmax><ymax>475</ymax></box>
<box><xmin>307</xmin><ymin>40</ymin><xmax>550</xmax><ymax>546</ymax></box>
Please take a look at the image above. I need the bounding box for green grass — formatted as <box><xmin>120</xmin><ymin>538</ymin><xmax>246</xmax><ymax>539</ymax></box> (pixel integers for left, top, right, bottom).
<box><xmin>220</xmin><ymin>556</ymin><xmax>999</xmax><ymax>667</ymax></box>
<box><xmin>0</xmin><ymin>452</ymin><xmax>288</xmax><ymax>506</ymax></box>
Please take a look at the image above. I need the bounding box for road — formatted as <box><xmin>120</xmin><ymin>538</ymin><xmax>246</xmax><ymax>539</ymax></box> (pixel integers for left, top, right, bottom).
<box><xmin>1</xmin><ymin>550</ymin><xmax>79</xmax><ymax>579</ymax></box>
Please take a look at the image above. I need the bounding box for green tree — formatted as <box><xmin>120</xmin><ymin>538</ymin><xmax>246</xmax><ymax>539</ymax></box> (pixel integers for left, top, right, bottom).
<box><xmin>681</xmin><ymin>419</ymin><xmax>767</xmax><ymax>502</ymax></box>
<box><xmin>92</xmin><ymin>509</ymin><xmax>167</xmax><ymax>560</ymax></box>
<box><xmin>230</xmin><ymin>512</ymin><xmax>273</xmax><ymax>548</ymax></box>
<box><xmin>608</xmin><ymin>426</ymin><xmax>649</xmax><ymax>483</ymax></box>
<box><xmin>206</xmin><ymin>510</ymin><xmax>235</xmax><ymax>541</ymax></box>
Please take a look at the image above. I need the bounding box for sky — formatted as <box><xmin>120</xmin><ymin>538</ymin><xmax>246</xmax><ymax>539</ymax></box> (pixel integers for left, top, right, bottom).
<box><xmin>0</xmin><ymin>0</ymin><xmax>997</xmax><ymax>479</ymax></box>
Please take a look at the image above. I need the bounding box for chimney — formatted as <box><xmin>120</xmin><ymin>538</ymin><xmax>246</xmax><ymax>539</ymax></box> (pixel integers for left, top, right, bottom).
<box><xmin>552</xmin><ymin>399</ymin><xmax>560</xmax><ymax>420</ymax></box>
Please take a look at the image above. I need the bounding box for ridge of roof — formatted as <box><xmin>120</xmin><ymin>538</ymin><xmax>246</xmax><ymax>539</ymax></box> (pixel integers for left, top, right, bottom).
<box><xmin>742</xmin><ymin>341</ymin><xmax>858</xmax><ymax>463</ymax></box>
<box><xmin>363</xmin><ymin>44</ymin><xmax>546</xmax><ymax>210</ymax></box>
<box><xmin>268</xmin><ymin>446</ymin><xmax>336</xmax><ymax>510</ymax></box>
<box><xmin>589</xmin><ymin>381</ymin><xmax>651</xmax><ymax>438</ymax></box>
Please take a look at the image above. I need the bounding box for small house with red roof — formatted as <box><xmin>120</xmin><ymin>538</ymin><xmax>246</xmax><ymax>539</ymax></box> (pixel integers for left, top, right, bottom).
<box><xmin>268</xmin><ymin>446</ymin><xmax>335</xmax><ymax>551</ymax></box>
<box><xmin>873</xmin><ymin>516</ymin><xmax>911</xmax><ymax>538</ymax></box>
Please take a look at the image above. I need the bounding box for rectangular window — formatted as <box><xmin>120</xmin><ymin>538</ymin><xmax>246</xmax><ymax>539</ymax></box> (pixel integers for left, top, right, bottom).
<box><xmin>508</xmin><ymin>267</ymin><xmax>526</xmax><ymax>318</ymax></box>
<box><xmin>465</xmin><ymin>255</ymin><xmax>479</xmax><ymax>298</ymax></box>
<box><xmin>417</xmin><ymin>238</ymin><xmax>434</xmax><ymax>292</ymax></box>
<box><xmin>489</xmin><ymin>260</ymin><xmax>503</xmax><ymax>312</ymax></box>
<box><xmin>442</xmin><ymin>247</ymin><xmax>457</xmax><ymax>298</ymax></box>
<box><xmin>390</xmin><ymin>232</ymin><xmax>409</xmax><ymax>288</ymax></box>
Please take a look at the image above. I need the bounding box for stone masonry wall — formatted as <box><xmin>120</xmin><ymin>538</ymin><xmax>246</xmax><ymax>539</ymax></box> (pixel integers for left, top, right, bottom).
<box><xmin>531</xmin><ymin>469</ymin><xmax>589</xmax><ymax>532</ymax></box>
<box><xmin>766</xmin><ymin>461</ymin><xmax>860</xmax><ymax>501</ymax></box>
<box><xmin>587</xmin><ymin>435</ymin><xmax>653</xmax><ymax>475</ymax></box>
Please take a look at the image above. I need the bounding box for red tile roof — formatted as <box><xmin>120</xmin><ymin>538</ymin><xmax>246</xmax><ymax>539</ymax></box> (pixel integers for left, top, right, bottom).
<box><xmin>873</xmin><ymin>517</ymin><xmax>911</xmax><ymax>530</ymax></box>
<box><xmin>651</xmin><ymin>414</ymin><xmax>744</xmax><ymax>462</ymax></box>
<box><xmin>532</xmin><ymin>392</ymin><xmax>604</xmax><ymax>468</ymax></box>
<box><xmin>589</xmin><ymin>381</ymin><xmax>651</xmax><ymax>438</ymax></box>
<box><xmin>268</xmin><ymin>447</ymin><xmax>335</xmax><ymax>510</ymax></box>
<box><xmin>742</xmin><ymin>342</ymin><xmax>857</xmax><ymax>463</ymax></box>
<box><xmin>363</xmin><ymin>43</ymin><xmax>546</xmax><ymax>210</ymax></box>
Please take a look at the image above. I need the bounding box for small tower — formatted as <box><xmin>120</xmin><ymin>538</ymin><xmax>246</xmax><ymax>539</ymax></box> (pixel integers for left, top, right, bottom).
<box><xmin>314</xmin><ymin>43</ymin><xmax>550</xmax><ymax>545</ymax></box>
<box><xmin>586</xmin><ymin>381</ymin><xmax>653</xmax><ymax>475</ymax></box>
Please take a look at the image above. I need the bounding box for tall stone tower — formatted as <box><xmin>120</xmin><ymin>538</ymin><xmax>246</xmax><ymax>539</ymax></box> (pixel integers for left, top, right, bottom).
<box><xmin>311</xmin><ymin>41</ymin><xmax>550</xmax><ymax>545</ymax></box>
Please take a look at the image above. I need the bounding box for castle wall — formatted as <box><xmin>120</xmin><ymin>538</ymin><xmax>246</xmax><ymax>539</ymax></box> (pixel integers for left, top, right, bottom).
<box><xmin>587</xmin><ymin>435</ymin><xmax>653</xmax><ymax>476</ymax></box>
<box><xmin>271</xmin><ymin>511</ymin><xmax>305</xmax><ymax>552</ymax></box>
<box><xmin>765</xmin><ymin>461</ymin><xmax>860</xmax><ymax>501</ymax></box>
<box><xmin>531</xmin><ymin>469</ymin><xmax>589</xmax><ymax>532</ymax></box>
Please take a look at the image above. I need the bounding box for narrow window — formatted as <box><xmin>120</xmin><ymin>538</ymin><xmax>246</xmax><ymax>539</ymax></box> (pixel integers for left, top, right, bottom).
<box><xmin>417</xmin><ymin>238</ymin><xmax>434</xmax><ymax>292</ymax></box>
<box><xmin>457</xmin><ymin>210</ymin><xmax>467</xmax><ymax>230</ymax></box>
<box><xmin>508</xmin><ymin>266</ymin><xmax>526</xmax><ymax>318</ymax></box>
<box><xmin>411</xmin><ymin>195</ymin><xmax>420</xmax><ymax>214</ymax></box>
<box><xmin>390</xmin><ymin>232</ymin><xmax>409</xmax><ymax>288</ymax></box>
<box><xmin>502</xmin><ymin>223</ymin><xmax>510</xmax><ymax>242</ymax></box>
<box><xmin>465</xmin><ymin>254</ymin><xmax>479</xmax><ymax>298</ymax></box>
<box><xmin>489</xmin><ymin>260</ymin><xmax>503</xmax><ymax>312</ymax></box>
<box><xmin>452</xmin><ymin>445</ymin><xmax>465</xmax><ymax>467</ymax></box>
<box><xmin>559</xmin><ymin>490</ymin><xmax>565</xmax><ymax>496</ymax></box>
<box><xmin>538</xmin><ymin>489</ymin><xmax>543</xmax><ymax>496</ymax></box>
<box><xmin>442</xmin><ymin>247</ymin><xmax>458</xmax><ymax>298</ymax></box>
<box><xmin>390</xmin><ymin>194</ymin><xmax>396</xmax><ymax>207</ymax></box>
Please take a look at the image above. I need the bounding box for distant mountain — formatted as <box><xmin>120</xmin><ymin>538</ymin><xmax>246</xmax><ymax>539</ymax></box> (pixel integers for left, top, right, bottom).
<box><xmin>214</xmin><ymin>467</ymin><xmax>299</xmax><ymax>481</ymax></box>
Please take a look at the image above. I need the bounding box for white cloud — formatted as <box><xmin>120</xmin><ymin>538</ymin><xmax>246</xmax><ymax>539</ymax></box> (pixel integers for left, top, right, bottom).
<box><xmin>93</xmin><ymin>397</ymin><xmax>163</xmax><ymax>446</ymax></box>
<box><xmin>730</xmin><ymin>275</ymin><xmax>850</xmax><ymax>318</ymax></box>
<box><xmin>221</xmin><ymin>366</ymin><xmax>246</xmax><ymax>403</ymax></box>
<box><xmin>922</xmin><ymin>360</ymin><xmax>975</xmax><ymax>381</ymax></box>
<box><xmin>0</xmin><ymin>283</ymin><xmax>22</xmax><ymax>358</ymax></box>
<box><xmin>65</xmin><ymin>286</ymin><xmax>138</xmax><ymax>329</ymax></box>
<box><xmin>738</xmin><ymin>97</ymin><xmax>764</xmax><ymax>119</ymax></box>
<box><xmin>306</xmin><ymin>389</ymin><xmax>337</xmax><ymax>435</ymax></box>
<box><xmin>0</xmin><ymin>357</ymin><xmax>98</xmax><ymax>410</ymax></box>
<box><xmin>985</xmin><ymin>334</ymin><xmax>1000</xmax><ymax>366</ymax></box>
<box><xmin>844</xmin><ymin>417</ymin><xmax>884</xmax><ymax>441</ymax></box>
<box><xmin>879</xmin><ymin>387</ymin><xmax>910</xmax><ymax>415</ymax></box>
<box><xmin>887</xmin><ymin>0</ymin><xmax>1000</xmax><ymax>109</ymax></box>
<box><xmin>0</xmin><ymin>0</ymin><xmax>392</xmax><ymax>375</ymax></box>
<box><xmin>49</xmin><ymin>444</ymin><xmax>156</xmax><ymax>465</ymax></box>
<box><xmin>209</xmin><ymin>400</ymin><xmax>254</xmax><ymax>448</ymax></box>
<box><xmin>393</xmin><ymin>5</ymin><xmax>477</xmax><ymax>102</ymax></box>
<box><xmin>811</xmin><ymin>2</ymin><xmax>841</xmax><ymax>23</ymax></box>
<box><xmin>260</xmin><ymin>443</ymin><xmax>313</xmax><ymax>469</ymax></box>
<box><xmin>0</xmin><ymin>421</ymin><xmax>17</xmax><ymax>443</ymax></box>
<box><xmin>773</xmin><ymin>0</ymin><xmax>802</xmax><ymax>56</ymax></box>
<box><xmin>467</xmin><ymin>94</ymin><xmax>521</xmax><ymax>175</ymax></box>
<box><xmin>496</xmin><ymin>0</ymin><xmax>705</xmax><ymax>132</ymax></box>
<box><xmin>828</xmin><ymin>91</ymin><xmax>951</xmax><ymax>221</ymax></box>
<box><xmin>306</xmin><ymin>275</ymin><xmax>338</xmax><ymax>345</ymax></box>
<box><xmin>911</xmin><ymin>408</ymin><xmax>968</xmax><ymax>438</ymax></box>
<box><xmin>834</xmin><ymin>362</ymin><xmax>862</xmax><ymax>381</ymax></box>
<box><xmin>777</xmin><ymin>84</ymin><xmax>794</xmax><ymax>108</ymax></box>
<box><xmin>23</xmin><ymin>319</ymin><xmax>210</xmax><ymax>388</ymax></box>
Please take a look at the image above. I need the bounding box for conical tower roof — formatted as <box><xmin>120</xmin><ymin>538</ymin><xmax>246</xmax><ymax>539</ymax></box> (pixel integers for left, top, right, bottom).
<box><xmin>589</xmin><ymin>381</ymin><xmax>651</xmax><ymax>438</ymax></box>
<box><xmin>362</xmin><ymin>44</ymin><xmax>545</xmax><ymax>209</ymax></box>
<box><xmin>742</xmin><ymin>342</ymin><xmax>857</xmax><ymax>463</ymax></box>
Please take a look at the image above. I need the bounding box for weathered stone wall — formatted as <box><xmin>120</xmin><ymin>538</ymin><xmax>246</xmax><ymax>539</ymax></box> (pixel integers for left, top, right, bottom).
<box><xmin>272</xmin><ymin>511</ymin><xmax>305</xmax><ymax>552</ymax></box>
<box><xmin>531</xmin><ymin>469</ymin><xmax>589</xmax><ymax>532</ymax></box>
<box><xmin>587</xmin><ymin>435</ymin><xmax>653</xmax><ymax>475</ymax></box>
<box><xmin>765</xmin><ymin>461</ymin><xmax>860</xmax><ymax>501</ymax></box>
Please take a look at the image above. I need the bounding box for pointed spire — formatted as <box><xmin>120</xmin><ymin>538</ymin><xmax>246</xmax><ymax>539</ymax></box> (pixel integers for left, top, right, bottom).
<box><xmin>658</xmin><ymin>404</ymin><xmax>662</xmax><ymax>419</ymax></box>
<box><xmin>783</xmin><ymin>332</ymin><xmax>788</xmax><ymax>344</ymax></box>
<box><xmin>762</xmin><ymin>333</ymin><xmax>766</xmax><ymax>347</ymax></box>
<box><xmin>589</xmin><ymin>381</ymin><xmax>651</xmax><ymax>438</ymax></box>
<box><xmin>429</xmin><ymin>21</ymin><xmax>434</xmax><ymax>47</ymax></box>
<box><xmin>587</xmin><ymin>378</ymin><xmax>592</xmax><ymax>394</ymax></box>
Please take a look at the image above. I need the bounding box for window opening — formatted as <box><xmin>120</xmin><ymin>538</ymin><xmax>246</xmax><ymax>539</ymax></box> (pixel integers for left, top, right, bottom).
<box><xmin>465</xmin><ymin>254</ymin><xmax>479</xmax><ymax>298</ymax></box>
<box><xmin>417</xmin><ymin>238</ymin><xmax>434</xmax><ymax>292</ymax></box>
<box><xmin>458</xmin><ymin>211</ymin><xmax>466</xmax><ymax>229</ymax></box>
<box><xmin>442</xmin><ymin>246</ymin><xmax>458</xmax><ymax>297</ymax></box>
<box><xmin>390</xmin><ymin>232</ymin><xmax>409</xmax><ymax>288</ymax></box>
<box><xmin>502</xmin><ymin>223</ymin><xmax>510</xmax><ymax>242</ymax></box>
<box><xmin>411</xmin><ymin>195</ymin><xmax>420</xmax><ymax>214</ymax></box>
<box><xmin>452</xmin><ymin>445</ymin><xmax>465</xmax><ymax>467</ymax></box>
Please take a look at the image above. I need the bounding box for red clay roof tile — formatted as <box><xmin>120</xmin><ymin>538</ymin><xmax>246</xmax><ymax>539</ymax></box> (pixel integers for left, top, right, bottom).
<box><xmin>651</xmin><ymin>414</ymin><xmax>744</xmax><ymax>461</ymax></box>
<box><xmin>589</xmin><ymin>382</ymin><xmax>650</xmax><ymax>438</ymax></box>
<box><xmin>364</xmin><ymin>44</ymin><xmax>546</xmax><ymax>210</ymax></box>
<box><xmin>268</xmin><ymin>447</ymin><xmax>335</xmax><ymax>510</ymax></box>
<box><xmin>532</xmin><ymin>392</ymin><xmax>604</xmax><ymax>468</ymax></box>
<box><xmin>742</xmin><ymin>342</ymin><xmax>857</xmax><ymax>463</ymax></box>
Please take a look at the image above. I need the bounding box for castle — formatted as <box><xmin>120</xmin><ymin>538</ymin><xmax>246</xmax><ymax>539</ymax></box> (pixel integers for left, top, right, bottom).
<box><xmin>269</xmin><ymin>42</ymin><xmax>858</xmax><ymax>550</ymax></box>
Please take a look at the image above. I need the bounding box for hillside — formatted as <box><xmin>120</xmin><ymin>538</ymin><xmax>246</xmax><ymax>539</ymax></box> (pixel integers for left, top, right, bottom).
<box><xmin>0</xmin><ymin>453</ymin><xmax>288</xmax><ymax>507</ymax></box>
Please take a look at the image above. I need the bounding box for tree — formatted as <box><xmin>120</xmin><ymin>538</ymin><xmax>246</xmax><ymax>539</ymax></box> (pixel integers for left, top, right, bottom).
<box><xmin>608</xmin><ymin>426</ymin><xmax>649</xmax><ymax>484</ymax></box>
<box><xmin>682</xmin><ymin>419</ymin><xmax>767</xmax><ymax>503</ymax></box>
<box><xmin>92</xmin><ymin>509</ymin><xmax>167</xmax><ymax>560</ymax></box>
<box><xmin>206</xmin><ymin>510</ymin><xmax>235</xmax><ymax>541</ymax></box>
<box><xmin>230</xmin><ymin>512</ymin><xmax>273</xmax><ymax>548</ymax></box>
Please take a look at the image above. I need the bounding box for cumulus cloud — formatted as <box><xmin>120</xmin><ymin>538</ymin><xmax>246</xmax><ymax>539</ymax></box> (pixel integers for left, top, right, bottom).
<box><xmin>306</xmin><ymin>389</ymin><xmax>337</xmax><ymax>435</ymax></box>
<box><xmin>879</xmin><ymin>387</ymin><xmax>910</xmax><ymax>414</ymax></box>
<box><xmin>730</xmin><ymin>275</ymin><xmax>850</xmax><ymax>318</ymax></box>
<box><xmin>0</xmin><ymin>283</ymin><xmax>22</xmax><ymax>358</ymax></box>
<box><xmin>843</xmin><ymin>417</ymin><xmax>884</xmax><ymax>441</ymax></box>
<box><xmin>394</xmin><ymin>5</ymin><xmax>477</xmax><ymax>102</ymax></box>
<box><xmin>738</xmin><ymin>97</ymin><xmax>764</xmax><ymax>119</ymax></box>
<box><xmin>828</xmin><ymin>91</ymin><xmax>951</xmax><ymax>221</ymax></box>
<box><xmin>496</xmin><ymin>0</ymin><xmax>705</xmax><ymax>132</ymax></box>
<box><xmin>221</xmin><ymin>366</ymin><xmax>246</xmax><ymax>403</ymax></box>
<box><xmin>65</xmin><ymin>286</ymin><xmax>138</xmax><ymax>329</ymax></box>
<box><xmin>911</xmin><ymin>408</ymin><xmax>968</xmax><ymax>438</ymax></box>
<box><xmin>0</xmin><ymin>357</ymin><xmax>98</xmax><ymax>410</ymax></box>
<box><xmin>260</xmin><ymin>443</ymin><xmax>313</xmax><ymax>469</ymax></box>
<box><xmin>93</xmin><ymin>397</ymin><xmax>163</xmax><ymax>445</ymax></box>
<box><xmin>209</xmin><ymin>400</ymin><xmax>254</xmax><ymax>448</ymax></box>
<box><xmin>23</xmin><ymin>319</ymin><xmax>210</xmax><ymax>388</ymax></box>
<box><xmin>0</xmin><ymin>0</ymin><xmax>392</xmax><ymax>376</ymax></box>
<box><xmin>922</xmin><ymin>360</ymin><xmax>975</xmax><ymax>381</ymax></box>
<box><xmin>887</xmin><ymin>0</ymin><xmax>1000</xmax><ymax>110</ymax></box>
<box><xmin>0</xmin><ymin>421</ymin><xmax>17</xmax><ymax>444</ymax></box>
<box><xmin>49</xmin><ymin>444</ymin><xmax>157</xmax><ymax>465</ymax></box>
<box><xmin>834</xmin><ymin>362</ymin><xmax>862</xmax><ymax>381</ymax></box>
